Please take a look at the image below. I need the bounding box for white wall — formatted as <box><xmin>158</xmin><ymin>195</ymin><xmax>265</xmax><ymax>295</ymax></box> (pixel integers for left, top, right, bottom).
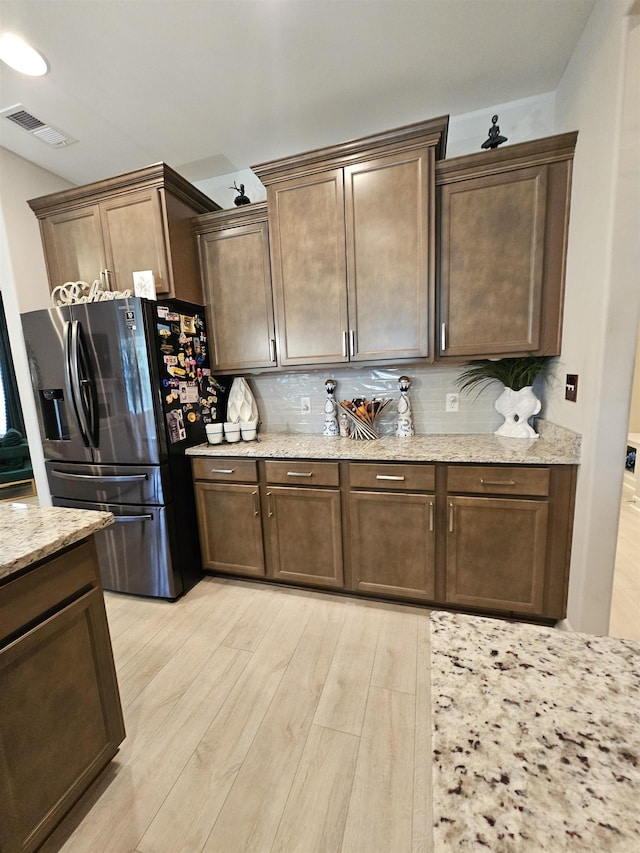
<box><xmin>0</xmin><ymin>147</ymin><xmax>73</xmax><ymax>503</ymax></box>
<box><xmin>546</xmin><ymin>0</ymin><xmax>640</xmax><ymax>633</ymax></box>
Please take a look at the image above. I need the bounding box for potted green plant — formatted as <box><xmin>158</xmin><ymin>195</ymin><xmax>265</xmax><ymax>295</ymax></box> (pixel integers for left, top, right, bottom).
<box><xmin>455</xmin><ymin>356</ymin><xmax>553</xmax><ymax>438</ymax></box>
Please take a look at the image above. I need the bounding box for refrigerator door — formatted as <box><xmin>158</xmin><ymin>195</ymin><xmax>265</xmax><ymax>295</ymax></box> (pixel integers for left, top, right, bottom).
<box><xmin>71</xmin><ymin>299</ymin><xmax>164</xmax><ymax>465</ymax></box>
<box><xmin>53</xmin><ymin>496</ymin><xmax>182</xmax><ymax>599</ymax></box>
<box><xmin>22</xmin><ymin>306</ymin><xmax>93</xmax><ymax>463</ymax></box>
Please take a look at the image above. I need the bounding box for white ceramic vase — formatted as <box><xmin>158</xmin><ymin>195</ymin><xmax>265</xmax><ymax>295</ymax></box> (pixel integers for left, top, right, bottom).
<box><xmin>494</xmin><ymin>385</ymin><xmax>541</xmax><ymax>439</ymax></box>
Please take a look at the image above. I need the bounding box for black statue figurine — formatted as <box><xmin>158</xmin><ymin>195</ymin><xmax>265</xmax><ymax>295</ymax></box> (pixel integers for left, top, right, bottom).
<box><xmin>230</xmin><ymin>181</ymin><xmax>251</xmax><ymax>205</ymax></box>
<box><xmin>481</xmin><ymin>115</ymin><xmax>508</xmax><ymax>150</ymax></box>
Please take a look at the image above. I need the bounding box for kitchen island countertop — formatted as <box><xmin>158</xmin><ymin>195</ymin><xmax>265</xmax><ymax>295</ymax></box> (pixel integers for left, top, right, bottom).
<box><xmin>186</xmin><ymin>420</ymin><xmax>580</xmax><ymax>465</ymax></box>
<box><xmin>0</xmin><ymin>503</ymin><xmax>114</xmax><ymax>582</ymax></box>
<box><xmin>430</xmin><ymin>610</ymin><xmax>640</xmax><ymax>851</ymax></box>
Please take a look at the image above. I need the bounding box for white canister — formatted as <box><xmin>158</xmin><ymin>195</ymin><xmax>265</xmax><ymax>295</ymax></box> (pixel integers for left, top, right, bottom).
<box><xmin>224</xmin><ymin>422</ymin><xmax>241</xmax><ymax>443</ymax></box>
<box><xmin>205</xmin><ymin>423</ymin><xmax>224</xmax><ymax>445</ymax></box>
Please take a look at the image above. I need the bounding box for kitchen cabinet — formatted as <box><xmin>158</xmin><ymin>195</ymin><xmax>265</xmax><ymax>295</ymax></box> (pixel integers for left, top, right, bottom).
<box><xmin>444</xmin><ymin>465</ymin><xmax>576</xmax><ymax>618</ymax></box>
<box><xmin>347</xmin><ymin>463</ymin><xmax>436</xmax><ymax>600</ymax></box>
<box><xmin>191</xmin><ymin>458</ymin><xmax>265</xmax><ymax>578</ymax></box>
<box><xmin>194</xmin><ymin>203</ymin><xmax>277</xmax><ymax>372</ymax></box>
<box><xmin>253</xmin><ymin>116</ymin><xmax>448</xmax><ymax>367</ymax></box>
<box><xmin>0</xmin><ymin>538</ymin><xmax>125</xmax><ymax>853</ymax></box>
<box><xmin>264</xmin><ymin>460</ymin><xmax>343</xmax><ymax>588</ymax></box>
<box><xmin>28</xmin><ymin>162</ymin><xmax>219</xmax><ymax>303</ymax></box>
<box><xmin>436</xmin><ymin>132</ymin><xmax>577</xmax><ymax>360</ymax></box>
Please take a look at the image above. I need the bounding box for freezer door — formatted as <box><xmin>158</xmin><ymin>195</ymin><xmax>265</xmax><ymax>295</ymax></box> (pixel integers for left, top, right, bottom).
<box><xmin>72</xmin><ymin>299</ymin><xmax>164</xmax><ymax>465</ymax></box>
<box><xmin>53</xmin><ymin>497</ymin><xmax>183</xmax><ymax>599</ymax></box>
<box><xmin>21</xmin><ymin>306</ymin><xmax>93</xmax><ymax>463</ymax></box>
<box><xmin>45</xmin><ymin>460</ymin><xmax>171</xmax><ymax>504</ymax></box>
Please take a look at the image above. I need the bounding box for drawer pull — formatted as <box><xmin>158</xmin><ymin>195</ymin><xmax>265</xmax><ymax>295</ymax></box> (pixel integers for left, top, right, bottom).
<box><xmin>211</xmin><ymin>468</ymin><xmax>235</xmax><ymax>474</ymax></box>
<box><xmin>480</xmin><ymin>478</ymin><xmax>516</xmax><ymax>486</ymax></box>
<box><xmin>429</xmin><ymin>501</ymin><xmax>434</xmax><ymax>532</ymax></box>
<box><xmin>376</xmin><ymin>474</ymin><xmax>406</xmax><ymax>481</ymax></box>
<box><xmin>287</xmin><ymin>471</ymin><xmax>313</xmax><ymax>477</ymax></box>
<box><xmin>252</xmin><ymin>490</ymin><xmax>259</xmax><ymax>517</ymax></box>
<box><xmin>267</xmin><ymin>491</ymin><xmax>273</xmax><ymax>517</ymax></box>
<box><xmin>449</xmin><ymin>502</ymin><xmax>454</xmax><ymax>533</ymax></box>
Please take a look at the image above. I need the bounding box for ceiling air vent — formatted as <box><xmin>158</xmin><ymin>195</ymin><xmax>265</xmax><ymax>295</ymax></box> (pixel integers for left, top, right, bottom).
<box><xmin>1</xmin><ymin>104</ymin><xmax>77</xmax><ymax>147</ymax></box>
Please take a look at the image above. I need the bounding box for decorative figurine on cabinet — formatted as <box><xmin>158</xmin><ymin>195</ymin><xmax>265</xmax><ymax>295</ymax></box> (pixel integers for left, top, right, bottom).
<box><xmin>323</xmin><ymin>379</ymin><xmax>339</xmax><ymax>436</ymax></box>
<box><xmin>395</xmin><ymin>375</ymin><xmax>414</xmax><ymax>437</ymax></box>
<box><xmin>230</xmin><ymin>181</ymin><xmax>251</xmax><ymax>205</ymax></box>
<box><xmin>481</xmin><ymin>114</ymin><xmax>508</xmax><ymax>150</ymax></box>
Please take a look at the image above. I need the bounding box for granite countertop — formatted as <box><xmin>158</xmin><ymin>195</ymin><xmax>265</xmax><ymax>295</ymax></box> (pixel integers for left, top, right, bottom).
<box><xmin>430</xmin><ymin>611</ymin><xmax>640</xmax><ymax>851</ymax></box>
<box><xmin>0</xmin><ymin>504</ymin><xmax>114</xmax><ymax>582</ymax></box>
<box><xmin>186</xmin><ymin>421</ymin><xmax>581</xmax><ymax>465</ymax></box>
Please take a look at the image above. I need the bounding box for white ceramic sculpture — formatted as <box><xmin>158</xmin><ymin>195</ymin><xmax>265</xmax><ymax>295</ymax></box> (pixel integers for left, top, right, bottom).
<box><xmin>227</xmin><ymin>377</ymin><xmax>259</xmax><ymax>423</ymax></box>
<box><xmin>494</xmin><ymin>385</ymin><xmax>541</xmax><ymax>439</ymax></box>
<box><xmin>323</xmin><ymin>379</ymin><xmax>339</xmax><ymax>436</ymax></box>
<box><xmin>395</xmin><ymin>376</ymin><xmax>414</xmax><ymax>437</ymax></box>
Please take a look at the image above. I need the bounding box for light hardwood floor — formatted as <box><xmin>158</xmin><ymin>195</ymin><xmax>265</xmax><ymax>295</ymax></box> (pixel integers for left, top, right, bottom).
<box><xmin>609</xmin><ymin>483</ymin><xmax>640</xmax><ymax>642</ymax></box>
<box><xmin>41</xmin><ymin>579</ymin><xmax>434</xmax><ymax>853</ymax></box>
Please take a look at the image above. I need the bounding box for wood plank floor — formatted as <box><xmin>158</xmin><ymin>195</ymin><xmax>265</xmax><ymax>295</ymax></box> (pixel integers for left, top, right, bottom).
<box><xmin>609</xmin><ymin>483</ymin><xmax>640</xmax><ymax>642</ymax></box>
<box><xmin>41</xmin><ymin>579</ymin><xmax>434</xmax><ymax>853</ymax></box>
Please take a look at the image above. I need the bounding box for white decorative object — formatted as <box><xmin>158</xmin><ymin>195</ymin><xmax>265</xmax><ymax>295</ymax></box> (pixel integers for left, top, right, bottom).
<box><xmin>133</xmin><ymin>270</ymin><xmax>156</xmax><ymax>299</ymax></box>
<box><xmin>227</xmin><ymin>377</ymin><xmax>259</xmax><ymax>423</ymax></box>
<box><xmin>51</xmin><ymin>279</ymin><xmax>132</xmax><ymax>306</ymax></box>
<box><xmin>494</xmin><ymin>385</ymin><xmax>541</xmax><ymax>439</ymax></box>
<box><xmin>323</xmin><ymin>379</ymin><xmax>339</xmax><ymax>436</ymax></box>
<box><xmin>395</xmin><ymin>375</ymin><xmax>414</xmax><ymax>437</ymax></box>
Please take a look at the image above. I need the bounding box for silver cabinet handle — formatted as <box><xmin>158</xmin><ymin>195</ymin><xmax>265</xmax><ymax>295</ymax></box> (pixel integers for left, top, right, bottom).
<box><xmin>349</xmin><ymin>329</ymin><xmax>356</xmax><ymax>357</ymax></box>
<box><xmin>211</xmin><ymin>468</ymin><xmax>235</xmax><ymax>474</ymax></box>
<box><xmin>252</xmin><ymin>490</ymin><xmax>259</xmax><ymax>517</ymax></box>
<box><xmin>269</xmin><ymin>338</ymin><xmax>277</xmax><ymax>363</ymax></box>
<box><xmin>441</xmin><ymin>322</ymin><xmax>447</xmax><ymax>352</ymax></box>
<box><xmin>480</xmin><ymin>479</ymin><xmax>516</xmax><ymax>486</ymax></box>
<box><xmin>287</xmin><ymin>471</ymin><xmax>312</xmax><ymax>477</ymax></box>
<box><xmin>429</xmin><ymin>501</ymin><xmax>434</xmax><ymax>533</ymax></box>
<box><xmin>449</xmin><ymin>501</ymin><xmax>454</xmax><ymax>533</ymax></box>
<box><xmin>267</xmin><ymin>491</ymin><xmax>273</xmax><ymax>517</ymax></box>
<box><xmin>342</xmin><ymin>330</ymin><xmax>348</xmax><ymax>358</ymax></box>
<box><xmin>376</xmin><ymin>474</ymin><xmax>405</xmax><ymax>481</ymax></box>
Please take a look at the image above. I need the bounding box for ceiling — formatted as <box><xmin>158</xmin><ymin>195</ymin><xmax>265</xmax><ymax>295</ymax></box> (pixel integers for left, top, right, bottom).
<box><xmin>0</xmin><ymin>0</ymin><xmax>596</xmax><ymax>190</ymax></box>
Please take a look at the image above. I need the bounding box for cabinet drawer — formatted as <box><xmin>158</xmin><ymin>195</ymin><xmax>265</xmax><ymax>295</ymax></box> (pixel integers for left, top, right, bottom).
<box><xmin>447</xmin><ymin>466</ymin><xmax>550</xmax><ymax>497</ymax></box>
<box><xmin>191</xmin><ymin>457</ymin><xmax>258</xmax><ymax>483</ymax></box>
<box><xmin>349</xmin><ymin>463</ymin><xmax>435</xmax><ymax>492</ymax></box>
<box><xmin>265</xmin><ymin>460</ymin><xmax>339</xmax><ymax>487</ymax></box>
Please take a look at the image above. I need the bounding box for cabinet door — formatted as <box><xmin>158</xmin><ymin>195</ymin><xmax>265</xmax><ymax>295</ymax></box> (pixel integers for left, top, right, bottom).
<box><xmin>446</xmin><ymin>495</ymin><xmax>548</xmax><ymax>614</ymax></box>
<box><xmin>268</xmin><ymin>170</ymin><xmax>349</xmax><ymax>366</ymax></box>
<box><xmin>349</xmin><ymin>491</ymin><xmax>435</xmax><ymax>600</ymax></box>
<box><xmin>200</xmin><ymin>221</ymin><xmax>276</xmax><ymax>371</ymax></box>
<box><xmin>194</xmin><ymin>482</ymin><xmax>265</xmax><ymax>577</ymax></box>
<box><xmin>345</xmin><ymin>147</ymin><xmax>432</xmax><ymax>361</ymax></box>
<box><xmin>265</xmin><ymin>486</ymin><xmax>343</xmax><ymax>587</ymax></box>
<box><xmin>100</xmin><ymin>189</ymin><xmax>170</xmax><ymax>294</ymax></box>
<box><xmin>439</xmin><ymin>166</ymin><xmax>547</xmax><ymax>358</ymax></box>
<box><xmin>39</xmin><ymin>205</ymin><xmax>106</xmax><ymax>288</ymax></box>
<box><xmin>0</xmin><ymin>588</ymin><xmax>124</xmax><ymax>853</ymax></box>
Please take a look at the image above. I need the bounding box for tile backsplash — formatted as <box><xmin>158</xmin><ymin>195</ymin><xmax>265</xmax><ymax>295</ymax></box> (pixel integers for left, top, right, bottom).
<box><xmin>243</xmin><ymin>364</ymin><xmax>507</xmax><ymax>435</ymax></box>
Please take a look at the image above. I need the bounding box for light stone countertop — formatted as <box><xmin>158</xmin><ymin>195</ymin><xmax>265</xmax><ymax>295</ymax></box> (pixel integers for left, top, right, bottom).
<box><xmin>0</xmin><ymin>504</ymin><xmax>114</xmax><ymax>582</ymax></box>
<box><xmin>186</xmin><ymin>421</ymin><xmax>581</xmax><ymax>465</ymax></box>
<box><xmin>430</xmin><ymin>611</ymin><xmax>640</xmax><ymax>851</ymax></box>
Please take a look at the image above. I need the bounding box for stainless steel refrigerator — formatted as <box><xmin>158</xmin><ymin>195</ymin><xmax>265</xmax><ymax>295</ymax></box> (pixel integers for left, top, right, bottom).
<box><xmin>21</xmin><ymin>297</ymin><xmax>230</xmax><ymax>599</ymax></box>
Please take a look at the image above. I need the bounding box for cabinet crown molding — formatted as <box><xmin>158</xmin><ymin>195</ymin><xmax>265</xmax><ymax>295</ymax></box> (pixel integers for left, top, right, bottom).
<box><xmin>193</xmin><ymin>201</ymin><xmax>268</xmax><ymax>234</ymax></box>
<box><xmin>252</xmin><ymin>115</ymin><xmax>450</xmax><ymax>184</ymax></box>
<box><xmin>28</xmin><ymin>162</ymin><xmax>220</xmax><ymax>217</ymax></box>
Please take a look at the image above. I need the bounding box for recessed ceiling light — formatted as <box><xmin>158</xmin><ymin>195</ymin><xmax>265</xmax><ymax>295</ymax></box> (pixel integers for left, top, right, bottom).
<box><xmin>0</xmin><ymin>33</ymin><xmax>48</xmax><ymax>76</ymax></box>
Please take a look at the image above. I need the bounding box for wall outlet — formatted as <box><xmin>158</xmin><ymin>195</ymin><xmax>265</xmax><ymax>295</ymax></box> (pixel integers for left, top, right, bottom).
<box><xmin>446</xmin><ymin>393</ymin><xmax>459</xmax><ymax>412</ymax></box>
<box><xmin>565</xmin><ymin>374</ymin><xmax>578</xmax><ymax>402</ymax></box>
<box><xmin>300</xmin><ymin>396</ymin><xmax>311</xmax><ymax>414</ymax></box>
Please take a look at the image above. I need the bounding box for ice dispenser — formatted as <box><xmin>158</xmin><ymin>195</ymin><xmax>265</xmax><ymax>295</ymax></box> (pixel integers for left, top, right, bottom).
<box><xmin>40</xmin><ymin>388</ymin><xmax>69</xmax><ymax>440</ymax></box>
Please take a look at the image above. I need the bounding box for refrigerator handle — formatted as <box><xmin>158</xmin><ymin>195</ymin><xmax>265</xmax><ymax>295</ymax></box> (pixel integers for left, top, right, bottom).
<box><xmin>67</xmin><ymin>319</ymin><xmax>98</xmax><ymax>448</ymax></box>
<box><xmin>50</xmin><ymin>470</ymin><xmax>148</xmax><ymax>483</ymax></box>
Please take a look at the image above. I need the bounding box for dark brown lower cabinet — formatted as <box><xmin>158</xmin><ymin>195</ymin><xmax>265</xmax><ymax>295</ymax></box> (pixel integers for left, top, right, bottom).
<box><xmin>445</xmin><ymin>495</ymin><xmax>548</xmax><ymax>615</ymax></box>
<box><xmin>194</xmin><ymin>481</ymin><xmax>265</xmax><ymax>577</ymax></box>
<box><xmin>349</xmin><ymin>491</ymin><xmax>436</xmax><ymax>600</ymax></box>
<box><xmin>0</xmin><ymin>539</ymin><xmax>125</xmax><ymax>853</ymax></box>
<box><xmin>265</xmin><ymin>485</ymin><xmax>343</xmax><ymax>588</ymax></box>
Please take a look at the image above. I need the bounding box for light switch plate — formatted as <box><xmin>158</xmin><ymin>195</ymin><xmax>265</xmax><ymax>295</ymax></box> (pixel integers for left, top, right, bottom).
<box><xmin>565</xmin><ymin>374</ymin><xmax>578</xmax><ymax>402</ymax></box>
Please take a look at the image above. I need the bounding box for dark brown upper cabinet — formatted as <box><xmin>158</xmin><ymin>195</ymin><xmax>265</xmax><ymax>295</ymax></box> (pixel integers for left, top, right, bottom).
<box><xmin>194</xmin><ymin>203</ymin><xmax>277</xmax><ymax>373</ymax></box>
<box><xmin>253</xmin><ymin>117</ymin><xmax>449</xmax><ymax>368</ymax></box>
<box><xmin>435</xmin><ymin>132</ymin><xmax>577</xmax><ymax>361</ymax></box>
<box><xmin>28</xmin><ymin>163</ymin><xmax>219</xmax><ymax>304</ymax></box>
